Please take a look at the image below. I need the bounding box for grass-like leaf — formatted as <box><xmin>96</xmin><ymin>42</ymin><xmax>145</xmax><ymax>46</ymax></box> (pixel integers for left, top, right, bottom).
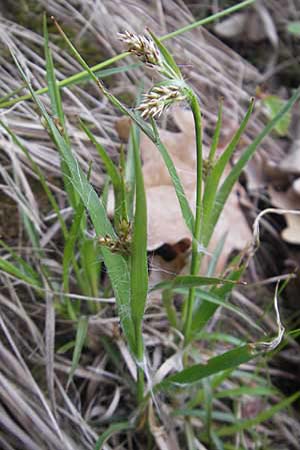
<box><xmin>44</xmin><ymin>16</ymin><xmax>79</xmax><ymax>208</ymax></box>
<box><xmin>0</xmin><ymin>239</ymin><xmax>41</xmax><ymax>282</ymax></box>
<box><xmin>156</xmin><ymin>345</ymin><xmax>256</xmax><ymax>390</ymax></box>
<box><xmin>81</xmin><ymin>122</ymin><xmax>121</xmax><ymax>189</ymax></box>
<box><xmin>147</xmin><ymin>29</ymin><xmax>182</xmax><ymax>79</ymax></box>
<box><xmin>62</xmin><ymin>199</ymin><xmax>85</xmax><ymax>302</ymax></box>
<box><xmin>67</xmin><ymin>315</ymin><xmax>88</xmax><ymax>388</ymax></box>
<box><xmin>130</xmin><ymin>123</ymin><xmax>148</xmax><ymax>363</ymax></box>
<box><xmin>52</xmin><ymin>19</ymin><xmax>194</xmax><ymax>236</ymax></box>
<box><xmin>94</xmin><ymin>421</ymin><xmax>133</xmax><ymax>450</ymax></box>
<box><xmin>178</xmin><ymin>287</ymin><xmax>263</xmax><ymax>333</ymax></box>
<box><xmin>44</xmin><ymin>14</ymin><xmax>64</xmax><ymax>124</ymax></box>
<box><xmin>11</xmin><ymin>52</ymin><xmax>136</xmax><ymax>354</ymax></box>
<box><xmin>0</xmin><ymin>1</ymin><xmax>256</xmax><ymax>109</ymax></box>
<box><xmin>0</xmin><ymin>258</ymin><xmax>41</xmax><ymax>288</ymax></box>
<box><xmin>190</xmin><ymin>267</ymin><xmax>244</xmax><ymax>336</ymax></box>
<box><xmin>217</xmin><ymin>391</ymin><xmax>300</xmax><ymax>436</ymax></box>
<box><xmin>151</xmin><ymin>275</ymin><xmax>236</xmax><ymax>292</ymax></box>
<box><xmin>202</xmin><ymin>99</ymin><xmax>254</xmax><ymax>244</ymax></box>
<box><xmin>209</xmin><ymin>88</ymin><xmax>300</xmax><ymax>240</ymax></box>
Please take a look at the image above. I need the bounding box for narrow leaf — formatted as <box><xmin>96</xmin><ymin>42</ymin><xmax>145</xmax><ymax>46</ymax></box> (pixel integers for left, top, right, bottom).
<box><xmin>190</xmin><ymin>267</ymin><xmax>244</xmax><ymax>335</ymax></box>
<box><xmin>12</xmin><ymin>53</ymin><xmax>136</xmax><ymax>353</ymax></box>
<box><xmin>94</xmin><ymin>421</ymin><xmax>133</xmax><ymax>450</ymax></box>
<box><xmin>147</xmin><ymin>29</ymin><xmax>182</xmax><ymax>78</ymax></box>
<box><xmin>156</xmin><ymin>345</ymin><xmax>256</xmax><ymax>390</ymax></box>
<box><xmin>151</xmin><ymin>275</ymin><xmax>236</xmax><ymax>292</ymax></box>
<box><xmin>217</xmin><ymin>391</ymin><xmax>300</xmax><ymax>436</ymax></box>
<box><xmin>210</xmin><ymin>88</ymin><xmax>300</xmax><ymax>237</ymax></box>
<box><xmin>67</xmin><ymin>316</ymin><xmax>88</xmax><ymax>388</ymax></box>
<box><xmin>80</xmin><ymin>122</ymin><xmax>121</xmax><ymax>188</ymax></box>
<box><xmin>0</xmin><ymin>258</ymin><xmax>41</xmax><ymax>287</ymax></box>
<box><xmin>130</xmin><ymin>125</ymin><xmax>148</xmax><ymax>360</ymax></box>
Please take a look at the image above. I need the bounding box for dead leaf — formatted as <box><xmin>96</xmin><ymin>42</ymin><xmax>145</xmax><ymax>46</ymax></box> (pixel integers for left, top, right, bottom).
<box><xmin>142</xmin><ymin>108</ymin><xmax>251</xmax><ymax>276</ymax></box>
<box><xmin>214</xmin><ymin>7</ymin><xmax>278</xmax><ymax>46</ymax></box>
<box><xmin>214</xmin><ymin>13</ymin><xmax>247</xmax><ymax>39</ymax></box>
<box><xmin>269</xmin><ymin>186</ymin><xmax>300</xmax><ymax>244</ymax></box>
<box><xmin>293</xmin><ymin>178</ymin><xmax>300</xmax><ymax>196</ymax></box>
<box><xmin>280</xmin><ymin>140</ymin><xmax>300</xmax><ymax>175</ymax></box>
<box><xmin>115</xmin><ymin>116</ymin><xmax>131</xmax><ymax>142</ymax></box>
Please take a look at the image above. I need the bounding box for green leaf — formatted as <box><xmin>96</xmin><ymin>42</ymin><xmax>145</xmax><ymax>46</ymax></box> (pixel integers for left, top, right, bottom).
<box><xmin>67</xmin><ymin>316</ymin><xmax>88</xmax><ymax>388</ymax></box>
<box><xmin>0</xmin><ymin>258</ymin><xmax>41</xmax><ymax>288</ymax></box>
<box><xmin>147</xmin><ymin>29</ymin><xmax>182</xmax><ymax>79</ymax></box>
<box><xmin>202</xmin><ymin>99</ymin><xmax>254</xmax><ymax>244</ymax></box>
<box><xmin>81</xmin><ymin>122</ymin><xmax>121</xmax><ymax>189</ymax></box>
<box><xmin>210</xmin><ymin>88</ymin><xmax>300</xmax><ymax>237</ymax></box>
<box><xmin>190</xmin><ymin>267</ymin><xmax>244</xmax><ymax>336</ymax></box>
<box><xmin>44</xmin><ymin>14</ymin><xmax>64</xmax><ymax>124</ymax></box>
<box><xmin>287</xmin><ymin>21</ymin><xmax>300</xmax><ymax>36</ymax></box>
<box><xmin>215</xmin><ymin>386</ymin><xmax>276</xmax><ymax>399</ymax></box>
<box><xmin>151</xmin><ymin>275</ymin><xmax>236</xmax><ymax>292</ymax></box>
<box><xmin>217</xmin><ymin>391</ymin><xmax>300</xmax><ymax>436</ymax></box>
<box><xmin>81</xmin><ymin>121</ymin><xmax>126</xmax><ymax>225</ymax></box>
<box><xmin>150</xmin><ymin>119</ymin><xmax>194</xmax><ymax>233</ymax></box>
<box><xmin>44</xmin><ymin>15</ymin><xmax>78</xmax><ymax>207</ymax></box>
<box><xmin>130</xmin><ymin>124</ymin><xmax>148</xmax><ymax>360</ymax></box>
<box><xmin>187</xmin><ymin>288</ymin><xmax>263</xmax><ymax>333</ymax></box>
<box><xmin>11</xmin><ymin>53</ymin><xmax>136</xmax><ymax>354</ymax></box>
<box><xmin>262</xmin><ymin>95</ymin><xmax>292</xmax><ymax>136</ymax></box>
<box><xmin>0</xmin><ymin>239</ymin><xmax>41</xmax><ymax>282</ymax></box>
<box><xmin>125</xmin><ymin>126</ymin><xmax>137</xmax><ymax>221</ymax></box>
<box><xmin>52</xmin><ymin>21</ymin><xmax>194</xmax><ymax>236</ymax></box>
<box><xmin>79</xmin><ymin>238</ymin><xmax>101</xmax><ymax>298</ymax></box>
<box><xmin>156</xmin><ymin>345</ymin><xmax>256</xmax><ymax>390</ymax></box>
<box><xmin>94</xmin><ymin>421</ymin><xmax>133</xmax><ymax>450</ymax></box>
<box><xmin>62</xmin><ymin>199</ymin><xmax>85</xmax><ymax>299</ymax></box>
<box><xmin>0</xmin><ymin>1</ymin><xmax>256</xmax><ymax>109</ymax></box>
<box><xmin>208</xmin><ymin>98</ymin><xmax>223</xmax><ymax>164</ymax></box>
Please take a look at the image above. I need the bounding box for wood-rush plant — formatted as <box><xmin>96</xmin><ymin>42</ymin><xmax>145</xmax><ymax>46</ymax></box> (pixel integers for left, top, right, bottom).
<box><xmin>1</xmin><ymin>4</ymin><xmax>300</xmax><ymax>448</ymax></box>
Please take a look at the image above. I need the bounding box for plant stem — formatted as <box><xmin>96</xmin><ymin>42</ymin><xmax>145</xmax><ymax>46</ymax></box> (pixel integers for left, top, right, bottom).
<box><xmin>137</xmin><ymin>366</ymin><xmax>144</xmax><ymax>404</ymax></box>
<box><xmin>161</xmin><ymin>0</ymin><xmax>256</xmax><ymax>41</ymax></box>
<box><xmin>162</xmin><ymin>289</ymin><xmax>178</xmax><ymax>328</ymax></box>
<box><xmin>183</xmin><ymin>92</ymin><xmax>203</xmax><ymax>343</ymax></box>
<box><xmin>136</xmin><ymin>329</ymin><xmax>145</xmax><ymax>404</ymax></box>
<box><xmin>0</xmin><ymin>0</ymin><xmax>257</xmax><ymax>109</ymax></box>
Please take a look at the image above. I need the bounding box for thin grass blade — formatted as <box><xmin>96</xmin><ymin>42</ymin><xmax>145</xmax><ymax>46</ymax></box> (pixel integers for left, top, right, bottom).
<box><xmin>0</xmin><ymin>258</ymin><xmax>41</xmax><ymax>288</ymax></box>
<box><xmin>190</xmin><ymin>267</ymin><xmax>244</xmax><ymax>336</ymax></box>
<box><xmin>202</xmin><ymin>99</ymin><xmax>254</xmax><ymax>244</ymax></box>
<box><xmin>156</xmin><ymin>345</ymin><xmax>256</xmax><ymax>390</ymax></box>
<box><xmin>210</xmin><ymin>88</ymin><xmax>300</xmax><ymax>237</ymax></box>
<box><xmin>94</xmin><ymin>421</ymin><xmax>133</xmax><ymax>450</ymax></box>
<box><xmin>51</xmin><ymin>22</ymin><xmax>194</xmax><ymax>234</ymax></box>
<box><xmin>217</xmin><ymin>391</ymin><xmax>300</xmax><ymax>436</ymax></box>
<box><xmin>151</xmin><ymin>275</ymin><xmax>236</xmax><ymax>292</ymax></box>
<box><xmin>147</xmin><ymin>29</ymin><xmax>182</xmax><ymax>78</ymax></box>
<box><xmin>130</xmin><ymin>123</ymin><xmax>148</xmax><ymax>360</ymax></box>
<box><xmin>67</xmin><ymin>315</ymin><xmax>88</xmax><ymax>388</ymax></box>
<box><xmin>11</xmin><ymin>52</ymin><xmax>136</xmax><ymax>353</ymax></box>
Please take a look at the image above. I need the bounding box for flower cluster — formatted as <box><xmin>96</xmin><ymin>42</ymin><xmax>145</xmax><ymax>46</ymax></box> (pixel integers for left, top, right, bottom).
<box><xmin>137</xmin><ymin>85</ymin><xmax>185</xmax><ymax>119</ymax></box>
<box><xmin>118</xmin><ymin>30</ymin><xmax>161</xmax><ymax>67</ymax></box>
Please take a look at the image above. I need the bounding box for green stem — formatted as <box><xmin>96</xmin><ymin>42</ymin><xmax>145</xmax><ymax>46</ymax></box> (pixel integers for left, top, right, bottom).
<box><xmin>0</xmin><ymin>0</ymin><xmax>256</xmax><ymax>109</ymax></box>
<box><xmin>137</xmin><ymin>365</ymin><xmax>144</xmax><ymax>404</ymax></box>
<box><xmin>162</xmin><ymin>289</ymin><xmax>178</xmax><ymax>328</ymax></box>
<box><xmin>183</xmin><ymin>92</ymin><xmax>203</xmax><ymax>343</ymax></box>
<box><xmin>136</xmin><ymin>328</ymin><xmax>145</xmax><ymax>404</ymax></box>
<box><xmin>161</xmin><ymin>0</ymin><xmax>256</xmax><ymax>41</ymax></box>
